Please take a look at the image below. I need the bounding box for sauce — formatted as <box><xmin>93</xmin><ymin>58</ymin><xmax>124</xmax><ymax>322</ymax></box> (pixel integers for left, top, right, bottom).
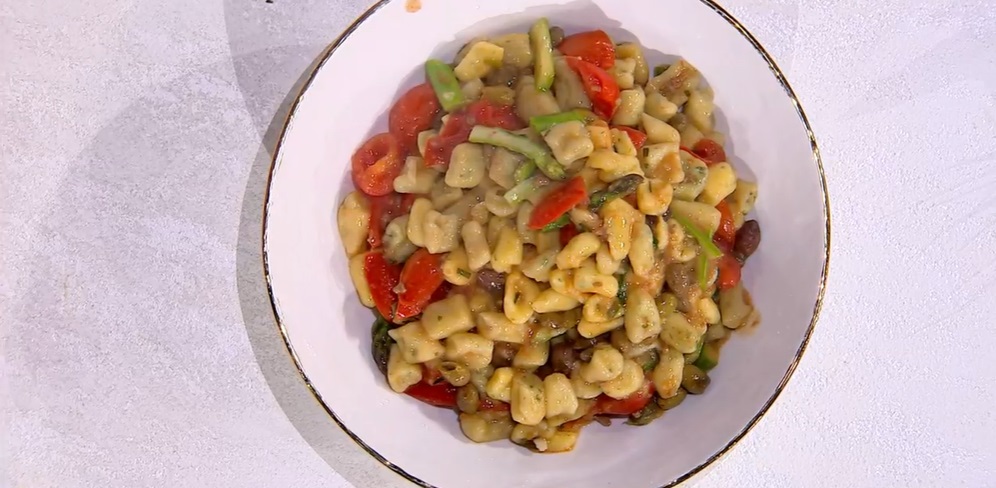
<box><xmin>405</xmin><ymin>0</ymin><xmax>421</xmax><ymax>13</ymax></box>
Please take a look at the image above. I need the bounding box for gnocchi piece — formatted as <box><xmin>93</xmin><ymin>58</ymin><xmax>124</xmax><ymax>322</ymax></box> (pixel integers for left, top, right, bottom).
<box><xmin>388</xmin><ymin>321</ymin><xmax>446</xmax><ymax>364</ymax></box>
<box><xmin>422</xmin><ymin>210</ymin><xmax>461</xmax><ymax>254</ymax></box>
<box><xmin>516</xmin><ymin>75</ymin><xmax>561</xmax><ymax>121</ymax></box>
<box><xmin>644</xmin><ymin>89</ymin><xmax>679</xmax><ymax>122</ymax></box>
<box><xmin>611</xmin><ymin>128</ymin><xmax>639</xmax><ymax>157</ymax></box>
<box><xmin>583</xmin><ymin>295</ymin><xmax>624</xmax><ymax>323</ymax></box>
<box><xmin>544</xmin><ymin>373</ymin><xmax>579</xmax><ymax>419</ymax></box>
<box><xmin>599</xmin><ymin>199</ymin><xmax>639</xmax><ymax>260</ymax></box>
<box><xmin>652</xmin><ymin>347</ymin><xmax>685</xmax><ymax>398</ymax></box>
<box><xmin>698</xmin><ymin>297</ymin><xmax>722</xmax><ymax>325</ymax></box>
<box><xmin>640</xmin><ymin>113</ymin><xmax>680</xmax><ymax>144</ymax></box>
<box><xmin>489</xmin><ymin>148</ymin><xmax>526</xmax><ymax>190</ymax></box>
<box><xmin>698</xmin><ymin>162</ymin><xmax>737</xmax><ymax>206</ymax></box>
<box><xmin>446</xmin><ymin>143</ymin><xmax>488</xmax><ymax>188</ymax></box>
<box><xmin>610</xmin><ymin>57</ymin><xmax>637</xmax><ymax>90</ymax></box>
<box><xmin>406</xmin><ymin>197</ymin><xmax>434</xmax><ymax>246</ymax></box>
<box><xmin>521</xmin><ymin>249</ymin><xmax>558</xmax><ymax>282</ymax></box>
<box><xmin>595</xmin><ymin>246</ymin><xmax>622</xmax><ymax>275</ymax></box>
<box><xmin>337</xmin><ymin>191</ymin><xmax>371</xmax><ymax>256</ymax></box>
<box><xmin>628</xmin><ymin>222</ymin><xmax>656</xmax><ymax>278</ymax></box>
<box><xmin>445</xmin><ymin>332</ymin><xmax>494</xmax><ymax>371</ymax></box>
<box><xmin>422</xmin><ymin>295</ymin><xmax>475</xmax><ymax>340</ymax></box>
<box><xmin>513</xmin><ymin>340</ymin><xmax>550</xmax><ymax>369</ymax></box>
<box><xmin>515</xmin><ymin>201</ymin><xmax>539</xmax><ymax>245</ymax></box>
<box><xmin>642</xmin><ymin>143</ymin><xmax>682</xmax><ymax>181</ymax></box>
<box><xmin>532</xmin><ymin>289</ymin><xmax>581</xmax><ymax>313</ymax></box>
<box><xmin>670</xmin><ymin>199</ymin><xmax>721</xmax><ymax>235</ymax></box>
<box><xmin>601</xmin><ymin>359</ymin><xmax>644</xmax><ymax>399</ymax></box>
<box><xmin>543</xmin><ymin>120</ymin><xmax>595</xmax><ymax>166</ymax></box>
<box><xmin>470</xmin><ymin>202</ymin><xmax>490</xmax><ymax>224</ymax></box>
<box><xmin>484</xmin><ymin>187</ymin><xmax>518</xmax><ymax>217</ymax></box>
<box><xmin>387</xmin><ymin>344</ymin><xmax>423</xmax><ymax>393</ymax></box>
<box><xmin>454</xmin><ymin>41</ymin><xmax>505</xmax><ymax>82</ymax></box>
<box><xmin>511</xmin><ymin>372</ymin><xmax>546</xmax><ymax>426</ymax></box>
<box><xmin>492</xmin><ymin>33</ymin><xmax>533</xmax><ymax>69</ymax></box>
<box><xmin>685</xmin><ymin>89</ymin><xmax>715</xmax><ymax>133</ymax></box>
<box><xmin>383</xmin><ymin>216</ymin><xmax>418</xmax><ymax>263</ymax></box>
<box><xmin>730</xmin><ymin>179</ymin><xmax>759</xmax><ymax>215</ymax></box>
<box><xmin>459</xmin><ymin>412</ymin><xmax>515</xmax><ymax>443</ymax></box>
<box><xmin>580</xmin><ymin>345</ymin><xmax>625</xmax><ymax>383</ymax></box>
<box><xmin>577</xmin><ymin>316</ymin><xmax>625</xmax><ymax>339</ymax></box>
<box><xmin>548</xmin><ymin>268</ymin><xmax>580</xmax><ymax>300</ymax></box>
<box><xmin>430</xmin><ymin>183</ymin><xmax>464</xmax><ymax>210</ymax></box>
<box><xmin>570</xmin><ymin>368</ymin><xmax>602</xmax><ymax>399</ymax></box>
<box><xmin>624</xmin><ymin>287</ymin><xmax>662</xmax><ymax>344</ymax></box>
<box><xmin>461</xmin><ymin>221</ymin><xmax>492</xmax><ymax>271</ymax></box>
<box><xmin>442</xmin><ymin>248</ymin><xmax>474</xmax><ymax>286</ymax></box>
<box><xmin>461</xmin><ymin>78</ymin><xmax>484</xmax><ymax>101</ymax></box>
<box><xmin>486</xmin><ymin>367</ymin><xmax>516</xmax><ymax>402</ymax></box>
<box><xmin>553</xmin><ymin>56</ymin><xmax>592</xmax><ymax>111</ymax></box>
<box><xmin>477</xmin><ymin>312</ymin><xmax>531</xmax><ymax>344</ymax></box>
<box><xmin>720</xmin><ymin>282</ymin><xmax>759</xmax><ymax>329</ymax></box>
<box><xmin>586</xmin><ymin>149</ymin><xmax>643</xmax><ymax>182</ymax></box>
<box><xmin>556</xmin><ymin>232</ymin><xmax>601</xmax><ymax>269</ymax></box>
<box><xmin>667</xmin><ymin>218</ymin><xmax>697</xmax><ymax>263</ymax></box>
<box><xmin>660</xmin><ymin>311</ymin><xmax>707</xmax><ymax>353</ymax></box>
<box><xmin>615</xmin><ymin>42</ymin><xmax>649</xmax><ymax>85</ymax></box>
<box><xmin>492</xmin><ymin>225</ymin><xmax>524</xmax><ymax>273</ymax></box>
<box><xmin>587</xmin><ymin>121</ymin><xmax>612</xmax><ymax>150</ymax></box>
<box><xmin>394</xmin><ymin>156</ymin><xmax>439</xmax><ymax>194</ymax></box>
<box><xmin>544</xmin><ymin>430</ymin><xmax>579</xmax><ymax>453</ymax></box>
<box><xmin>611</xmin><ymin>88</ymin><xmax>646</xmax><ymax>126</ymax></box>
<box><xmin>573</xmin><ymin>261</ymin><xmax>619</xmax><ymax>297</ymax></box>
<box><xmin>504</xmin><ymin>271</ymin><xmax>541</xmax><ymax>324</ymax></box>
<box><xmin>636</xmin><ymin>178</ymin><xmax>674</xmax><ymax>216</ymax></box>
<box><xmin>347</xmin><ymin>252</ymin><xmax>374</xmax><ymax>308</ymax></box>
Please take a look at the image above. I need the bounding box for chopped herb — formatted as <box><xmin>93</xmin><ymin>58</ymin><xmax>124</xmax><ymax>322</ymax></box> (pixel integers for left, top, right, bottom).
<box><xmin>457</xmin><ymin>269</ymin><xmax>472</xmax><ymax>278</ymax></box>
<box><xmin>371</xmin><ymin>315</ymin><xmax>394</xmax><ymax>375</ymax></box>
<box><xmin>616</xmin><ymin>274</ymin><xmax>628</xmax><ymax>304</ymax></box>
<box><xmin>653</xmin><ymin>64</ymin><xmax>670</xmax><ymax>77</ymax></box>
<box><xmin>541</xmin><ymin>214</ymin><xmax>571</xmax><ymax>232</ymax></box>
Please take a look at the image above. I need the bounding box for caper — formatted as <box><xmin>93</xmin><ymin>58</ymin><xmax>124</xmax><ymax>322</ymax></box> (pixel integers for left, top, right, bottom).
<box><xmin>657</xmin><ymin>388</ymin><xmax>688</xmax><ymax>409</ymax></box>
<box><xmin>681</xmin><ymin>365</ymin><xmax>711</xmax><ymax>394</ymax></box>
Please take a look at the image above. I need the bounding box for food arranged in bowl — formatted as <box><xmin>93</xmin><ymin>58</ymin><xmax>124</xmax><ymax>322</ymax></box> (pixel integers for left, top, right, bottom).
<box><xmin>337</xmin><ymin>18</ymin><xmax>761</xmax><ymax>453</ymax></box>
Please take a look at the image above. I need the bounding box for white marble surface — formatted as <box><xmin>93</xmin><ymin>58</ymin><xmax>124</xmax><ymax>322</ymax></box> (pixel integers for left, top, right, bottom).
<box><xmin>2</xmin><ymin>0</ymin><xmax>994</xmax><ymax>487</ymax></box>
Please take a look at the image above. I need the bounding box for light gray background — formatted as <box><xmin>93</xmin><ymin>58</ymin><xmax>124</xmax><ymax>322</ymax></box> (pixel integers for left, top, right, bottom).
<box><xmin>3</xmin><ymin>0</ymin><xmax>995</xmax><ymax>487</ymax></box>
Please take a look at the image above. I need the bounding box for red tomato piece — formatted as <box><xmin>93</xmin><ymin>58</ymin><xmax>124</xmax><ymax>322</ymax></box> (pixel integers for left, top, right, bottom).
<box><xmin>714</xmin><ymin>201</ymin><xmax>737</xmax><ymax>253</ymax></box>
<box><xmin>405</xmin><ymin>381</ymin><xmax>457</xmax><ymax>408</ymax></box>
<box><xmin>366</xmin><ymin>193</ymin><xmax>407</xmax><ymax>249</ymax></box>
<box><xmin>363</xmin><ymin>250</ymin><xmax>402</xmax><ymax>320</ymax></box>
<box><xmin>351</xmin><ymin>133</ymin><xmax>405</xmax><ymax>197</ymax></box>
<box><xmin>593</xmin><ymin>379</ymin><xmax>655</xmax><ymax>416</ymax></box>
<box><xmin>559</xmin><ymin>224</ymin><xmax>581</xmax><ymax>248</ymax></box>
<box><xmin>612</xmin><ymin>126</ymin><xmax>648</xmax><ymax>150</ymax></box>
<box><xmin>565</xmin><ymin>57</ymin><xmax>620</xmax><ymax>119</ymax></box>
<box><xmin>528</xmin><ymin>176</ymin><xmax>587</xmax><ymax>230</ymax></box>
<box><xmin>466</xmin><ymin>100</ymin><xmax>525</xmax><ymax>130</ymax></box>
<box><xmin>428</xmin><ymin>281</ymin><xmax>452</xmax><ymax>305</ymax></box>
<box><xmin>717</xmin><ymin>254</ymin><xmax>742</xmax><ymax>290</ymax></box>
<box><xmin>557</xmin><ymin>30</ymin><xmax>615</xmax><ymax>70</ymax></box>
<box><xmin>692</xmin><ymin>138</ymin><xmax>727</xmax><ymax>165</ymax></box>
<box><xmin>389</xmin><ymin>83</ymin><xmax>441</xmax><ymax>152</ymax></box>
<box><xmin>395</xmin><ymin>248</ymin><xmax>445</xmax><ymax>321</ymax></box>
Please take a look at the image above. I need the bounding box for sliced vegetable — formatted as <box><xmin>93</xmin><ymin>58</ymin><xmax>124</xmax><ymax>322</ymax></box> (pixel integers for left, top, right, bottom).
<box><xmin>594</xmin><ymin>379</ymin><xmax>653</xmax><ymax>415</ymax></box>
<box><xmin>395</xmin><ymin>249</ymin><xmax>445</xmax><ymax>321</ymax></box>
<box><xmin>694</xmin><ymin>341</ymin><xmax>720</xmax><ymax>371</ymax></box>
<box><xmin>363</xmin><ymin>250</ymin><xmax>402</xmax><ymax>320</ymax></box>
<box><xmin>691</xmin><ymin>138</ymin><xmax>726</xmax><ymax>165</ymax></box>
<box><xmin>513</xmin><ymin>160</ymin><xmax>537</xmax><ymax>183</ymax></box>
<box><xmin>425</xmin><ymin>59</ymin><xmax>467</xmax><ymax>112</ymax></box>
<box><xmin>616</xmin><ymin>272</ymin><xmax>628</xmax><ymax>304</ymax></box>
<box><xmin>565</xmin><ymin>57</ymin><xmax>620</xmax><ymax>119</ymax></box>
<box><xmin>653</xmin><ymin>64</ymin><xmax>670</xmax><ymax>77</ymax></box>
<box><xmin>371</xmin><ymin>314</ymin><xmax>393</xmax><ymax>375</ymax></box>
<box><xmin>559</xmin><ymin>224</ymin><xmax>581</xmax><ymax>248</ymax></box>
<box><xmin>367</xmin><ymin>193</ymin><xmax>407</xmax><ymax>249</ymax></box>
<box><xmin>681</xmin><ymin>364</ymin><xmax>710</xmax><ymax>395</ymax></box>
<box><xmin>541</xmin><ymin>214</ymin><xmax>571</xmax><ymax>232</ymax></box>
<box><xmin>351</xmin><ymin>133</ymin><xmax>405</xmax><ymax>197</ymax></box>
<box><xmin>468</xmin><ymin>125</ymin><xmax>565</xmax><ymax>180</ymax></box>
<box><xmin>637</xmin><ymin>348</ymin><xmax>660</xmax><ymax>373</ymax></box>
<box><xmin>557</xmin><ymin>30</ymin><xmax>615</xmax><ymax>70</ymax></box>
<box><xmin>697</xmin><ymin>252</ymin><xmax>711</xmax><ymax>290</ymax></box>
<box><xmin>716</xmin><ymin>254</ymin><xmax>741</xmax><ymax>290</ymax></box>
<box><xmin>388</xmin><ymin>84</ymin><xmax>441</xmax><ymax>152</ymax></box>
<box><xmin>714</xmin><ymin>201</ymin><xmax>737</xmax><ymax>253</ymax></box>
<box><xmin>588</xmin><ymin>173</ymin><xmax>643</xmax><ymax>211</ymax></box>
<box><xmin>529</xmin><ymin>18</ymin><xmax>556</xmax><ymax>91</ymax></box>
<box><xmin>612</xmin><ymin>126</ymin><xmax>647</xmax><ymax>150</ymax></box>
<box><xmin>504</xmin><ymin>175</ymin><xmax>549</xmax><ymax>204</ymax></box>
<box><xmin>674</xmin><ymin>215</ymin><xmax>724</xmax><ymax>259</ymax></box>
<box><xmin>405</xmin><ymin>381</ymin><xmax>457</xmax><ymax>408</ymax></box>
<box><xmin>527</xmin><ymin>176</ymin><xmax>587</xmax><ymax>229</ymax></box>
<box><xmin>529</xmin><ymin>110</ymin><xmax>587</xmax><ymax>133</ymax></box>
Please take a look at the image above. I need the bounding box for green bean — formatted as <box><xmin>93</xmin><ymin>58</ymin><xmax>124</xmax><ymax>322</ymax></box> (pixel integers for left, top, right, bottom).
<box><xmin>681</xmin><ymin>364</ymin><xmax>711</xmax><ymax>394</ymax></box>
<box><xmin>588</xmin><ymin>174</ymin><xmax>644</xmax><ymax>212</ymax></box>
<box><xmin>425</xmin><ymin>59</ymin><xmax>467</xmax><ymax>112</ymax></box>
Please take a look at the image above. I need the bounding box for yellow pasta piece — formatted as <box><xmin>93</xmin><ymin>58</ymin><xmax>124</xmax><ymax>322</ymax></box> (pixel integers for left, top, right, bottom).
<box><xmin>577</xmin><ymin>316</ymin><xmax>625</xmax><ymax>339</ymax></box>
<box><xmin>445</xmin><ymin>332</ymin><xmax>494</xmax><ymax>370</ymax></box>
<box><xmin>393</xmin><ymin>155</ymin><xmax>439</xmax><ymax>194</ymax></box>
<box><xmin>601</xmin><ymin>359</ymin><xmax>644</xmax><ymax>399</ymax></box>
<box><xmin>624</xmin><ymin>287</ymin><xmax>662</xmax><ymax>344</ymax></box>
<box><xmin>476</xmin><ymin>312</ymin><xmax>530</xmax><ymax>343</ymax></box>
<box><xmin>544</xmin><ymin>373</ymin><xmax>578</xmax><ymax>419</ymax></box>
<box><xmin>595</xmin><ymin>246</ymin><xmax>622</xmax><ymax>276</ymax></box>
<box><xmin>521</xmin><ymin>249</ymin><xmax>558</xmax><ymax>283</ymax></box>
<box><xmin>730</xmin><ymin>179</ymin><xmax>759</xmax><ymax>215</ymax></box>
<box><xmin>573</xmin><ymin>260</ymin><xmax>618</xmax><ymax>297</ymax></box>
<box><xmin>548</xmin><ymin>268</ymin><xmax>580</xmax><ymax>300</ymax></box>
<box><xmin>406</xmin><ymin>198</ymin><xmax>433</xmax><ymax>247</ymax></box>
<box><xmin>698</xmin><ymin>162</ymin><xmax>737</xmax><ymax>206</ymax></box>
<box><xmin>461</xmin><ymin>221</ymin><xmax>491</xmax><ymax>271</ymax></box>
<box><xmin>492</xmin><ymin>33</ymin><xmax>533</xmax><ymax>69</ymax></box>
<box><xmin>580</xmin><ymin>345</ymin><xmax>624</xmax><ymax>383</ymax></box>
<box><xmin>644</xmin><ymin>89</ymin><xmax>679</xmax><ymax>122</ymax></box>
<box><xmin>660</xmin><ymin>311</ymin><xmax>707</xmax><ymax>353</ymax></box>
<box><xmin>599</xmin><ymin>199</ymin><xmax>639</xmax><ymax>261</ymax></box>
<box><xmin>640</xmin><ymin>113</ymin><xmax>680</xmax><ymax>144</ymax></box>
<box><xmin>685</xmin><ymin>89</ymin><xmax>715</xmax><ymax>133</ymax></box>
<box><xmin>459</xmin><ymin>412</ymin><xmax>515</xmax><ymax>443</ymax></box>
<box><xmin>422</xmin><ymin>210</ymin><xmax>461</xmax><ymax>254</ymax></box>
<box><xmin>446</xmin><ymin>143</ymin><xmax>487</xmax><ymax>188</ymax></box>
<box><xmin>491</xmin><ymin>226</ymin><xmax>524</xmax><ymax>273</ymax></box>
<box><xmin>504</xmin><ymin>271</ymin><xmax>541</xmax><ymax>324</ymax></box>
<box><xmin>532</xmin><ymin>289</ymin><xmax>580</xmax><ymax>313</ymax></box>
<box><xmin>454</xmin><ymin>41</ymin><xmax>505</xmax><ymax>82</ymax></box>
<box><xmin>388</xmin><ymin>321</ymin><xmax>445</xmax><ymax>364</ymax></box>
<box><xmin>430</xmin><ymin>182</ymin><xmax>463</xmax><ymax>210</ymax></box>
<box><xmin>698</xmin><ymin>297</ymin><xmax>722</xmax><ymax>325</ymax></box>
<box><xmin>422</xmin><ymin>295</ymin><xmax>475</xmax><ymax>340</ymax></box>
<box><xmin>652</xmin><ymin>347</ymin><xmax>684</xmax><ymax>399</ymax></box>
<box><xmin>615</xmin><ymin>42</ymin><xmax>649</xmax><ymax>86</ymax></box>
<box><xmin>337</xmin><ymin>191</ymin><xmax>371</xmax><ymax>256</ymax></box>
<box><xmin>628</xmin><ymin>222</ymin><xmax>656</xmax><ymax>278</ymax></box>
<box><xmin>544</xmin><ymin>430</ymin><xmax>579</xmax><ymax>453</ymax></box>
<box><xmin>442</xmin><ymin>248</ymin><xmax>473</xmax><ymax>286</ymax></box>
<box><xmin>513</xmin><ymin>340</ymin><xmax>550</xmax><ymax>369</ymax></box>
<box><xmin>636</xmin><ymin>178</ymin><xmax>674</xmax><ymax>216</ymax></box>
<box><xmin>610</xmin><ymin>57</ymin><xmax>637</xmax><ymax>90</ymax></box>
<box><xmin>556</xmin><ymin>232</ymin><xmax>601</xmax><ymax>269</ymax></box>
<box><xmin>670</xmin><ymin>199</ymin><xmax>721</xmax><ymax>235</ymax></box>
<box><xmin>387</xmin><ymin>344</ymin><xmax>423</xmax><ymax>393</ymax></box>
<box><xmin>611</xmin><ymin>88</ymin><xmax>645</xmax><ymax>126</ymax></box>
<box><xmin>347</xmin><ymin>252</ymin><xmax>374</xmax><ymax>308</ymax></box>
<box><xmin>511</xmin><ymin>372</ymin><xmax>546</xmax><ymax>426</ymax></box>
<box><xmin>486</xmin><ymin>367</ymin><xmax>516</xmax><ymax>402</ymax></box>
<box><xmin>484</xmin><ymin>187</ymin><xmax>518</xmax><ymax>217</ymax></box>
<box><xmin>544</xmin><ymin>120</ymin><xmax>594</xmax><ymax>166</ymax></box>
<box><xmin>587</xmin><ymin>122</ymin><xmax>612</xmax><ymax>150</ymax></box>
<box><xmin>570</xmin><ymin>368</ymin><xmax>602</xmax><ymax>399</ymax></box>
<box><xmin>583</xmin><ymin>295</ymin><xmax>623</xmax><ymax>323</ymax></box>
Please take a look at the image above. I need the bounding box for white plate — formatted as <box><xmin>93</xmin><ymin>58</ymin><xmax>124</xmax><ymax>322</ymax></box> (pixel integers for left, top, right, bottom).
<box><xmin>263</xmin><ymin>1</ymin><xmax>830</xmax><ymax>487</ymax></box>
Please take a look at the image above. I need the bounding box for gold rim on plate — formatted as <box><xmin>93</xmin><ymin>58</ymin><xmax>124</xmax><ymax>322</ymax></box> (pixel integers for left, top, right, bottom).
<box><xmin>261</xmin><ymin>1</ymin><xmax>831</xmax><ymax>486</ymax></box>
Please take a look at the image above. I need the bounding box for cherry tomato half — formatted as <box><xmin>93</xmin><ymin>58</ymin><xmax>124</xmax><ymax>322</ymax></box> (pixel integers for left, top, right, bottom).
<box><xmin>528</xmin><ymin>176</ymin><xmax>587</xmax><ymax>230</ymax></box>
<box><xmin>351</xmin><ymin>133</ymin><xmax>405</xmax><ymax>197</ymax></box>
<box><xmin>613</xmin><ymin>126</ymin><xmax>648</xmax><ymax>150</ymax></box>
<box><xmin>389</xmin><ymin>83</ymin><xmax>441</xmax><ymax>152</ymax></box>
<box><xmin>363</xmin><ymin>250</ymin><xmax>402</xmax><ymax>320</ymax></box>
<box><xmin>395</xmin><ymin>248</ymin><xmax>445</xmax><ymax>321</ymax></box>
<box><xmin>565</xmin><ymin>57</ymin><xmax>620</xmax><ymax>120</ymax></box>
<box><xmin>558</xmin><ymin>30</ymin><xmax>615</xmax><ymax>70</ymax></box>
<box><xmin>691</xmin><ymin>138</ymin><xmax>727</xmax><ymax>165</ymax></box>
